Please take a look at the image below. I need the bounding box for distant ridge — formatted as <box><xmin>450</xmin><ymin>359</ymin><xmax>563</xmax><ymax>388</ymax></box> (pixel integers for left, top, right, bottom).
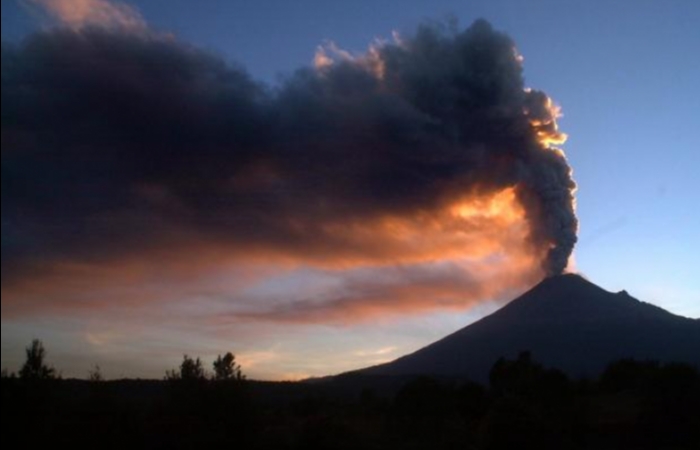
<box><xmin>347</xmin><ymin>274</ymin><xmax>700</xmax><ymax>381</ymax></box>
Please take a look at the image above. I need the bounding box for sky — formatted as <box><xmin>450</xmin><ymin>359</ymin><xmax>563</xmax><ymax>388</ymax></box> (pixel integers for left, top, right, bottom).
<box><xmin>2</xmin><ymin>0</ymin><xmax>699</xmax><ymax>380</ymax></box>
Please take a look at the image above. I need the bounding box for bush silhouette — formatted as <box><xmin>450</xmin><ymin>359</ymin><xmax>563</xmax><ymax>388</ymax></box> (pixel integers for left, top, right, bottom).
<box><xmin>19</xmin><ymin>339</ymin><xmax>57</xmax><ymax>380</ymax></box>
<box><xmin>484</xmin><ymin>352</ymin><xmax>578</xmax><ymax>449</ymax></box>
<box><xmin>456</xmin><ymin>380</ymin><xmax>488</xmax><ymax>423</ymax></box>
<box><xmin>213</xmin><ymin>352</ymin><xmax>244</xmax><ymax>381</ymax></box>
<box><xmin>638</xmin><ymin>362</ymin><xmax>700</xmax><ymax>447</ymax></box>
<box><xmin>600</xmin><ymin>358</ymin><xmax>660</xmax><ymax>393</ymax></box>
<box><xmin>165</xmin><ymin>355</ymin><xmax>207</xmax><ymax>381</ymax></box>
<box><xmin>88</xmin><ymin>364</ymin><xmax>104</xmax><ymax>382</ymax></box>
<box><xmin>394</xmin><ymin>376</ymin><xmax>453</xmax><ymax>419</ymax></box>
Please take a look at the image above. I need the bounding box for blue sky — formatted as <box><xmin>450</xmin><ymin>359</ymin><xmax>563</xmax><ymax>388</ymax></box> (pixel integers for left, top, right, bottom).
<box><xmin>2</xmin><ymin>0</ymin><xmax>698</xmax><ymax>379</ymax></box>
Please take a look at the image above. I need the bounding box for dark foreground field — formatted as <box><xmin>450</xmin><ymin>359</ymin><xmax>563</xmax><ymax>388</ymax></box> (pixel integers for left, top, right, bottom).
<box><xmin>3</xmin><ymin>355</ymin><xmax>699</xmax><ymax>450</ymax></box>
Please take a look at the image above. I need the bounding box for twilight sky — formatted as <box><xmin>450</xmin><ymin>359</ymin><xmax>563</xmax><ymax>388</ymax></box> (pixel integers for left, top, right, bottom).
<box><xmin>2</xmin><ymin>0</ymin><xmax>699</xmax><ymax>380</ymax></box>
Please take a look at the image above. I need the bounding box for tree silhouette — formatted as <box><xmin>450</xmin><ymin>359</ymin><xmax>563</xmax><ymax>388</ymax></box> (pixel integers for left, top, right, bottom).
<box><xmin>213</xmin><ymin>352</ymin><xmax>244</xmax><ymax>381</ymax></box>
<box><xmin>19</xmin><ymin>339</ymin><xmax>57</xmax><ymax>380</ymax></box>
<box><xmin>166</xmin><ymin>354</ymin><xmax>206</xmax><ymax>381</ymax></box>
<box><xmin>88</xmin><ymin>364</ymin><xmax>104</xmax><ymax>382</ymax></box>
<box><xmin>600</xmin><ymin>358</ymin><xmax>660</xmax><ymax>393</ymax></box>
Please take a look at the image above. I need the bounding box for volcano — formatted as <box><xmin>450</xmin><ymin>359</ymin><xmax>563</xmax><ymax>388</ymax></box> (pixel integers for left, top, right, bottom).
<box><xmin>351</xmin><ymin>274</ymin><xmax>700</xmax><ymax>381</ymax></box>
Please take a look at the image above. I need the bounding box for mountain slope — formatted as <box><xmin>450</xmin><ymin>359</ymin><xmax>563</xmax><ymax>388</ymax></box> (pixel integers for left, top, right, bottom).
<box><xmin>352</xmin><ymin>274</ymin><xmax>700</xmax><ymax>381</ymax></box>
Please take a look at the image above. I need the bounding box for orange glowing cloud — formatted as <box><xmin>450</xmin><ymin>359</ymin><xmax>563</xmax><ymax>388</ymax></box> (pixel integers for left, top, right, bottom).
<box><xmin>2</xmin><ymin>185</ymin><xmax>544</xmax><ymax>326</ymax></box>
<box><xmin>2</xmin><ymin>19</ymin><xmax>577</xmax><ymax>333</ymax></box>
<box><xmin>234</xmin><ymin>258</ymin><xmax>541</xmax><ymax>325</ymax></box>
<box><xmin>28</xmin><ymin>0</ymin><xmax>146</xmax><ymax>31</ymax></box>
<box><xmin>525</xmin><ymin>88</ymin><xmax>569</xmax><ymax>148</ymax></box>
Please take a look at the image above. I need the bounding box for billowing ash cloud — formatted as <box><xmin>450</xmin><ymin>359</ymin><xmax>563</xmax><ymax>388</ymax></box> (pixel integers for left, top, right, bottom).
<box><xmin>1</xmin><ymin>19</ymin><xmax>577</xmax><ymax>321</ymax></box>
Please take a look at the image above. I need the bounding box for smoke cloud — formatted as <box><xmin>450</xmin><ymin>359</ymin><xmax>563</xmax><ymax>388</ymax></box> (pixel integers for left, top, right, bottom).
<box><xmin>25</xmin><ymin>0</ymin><xmax>146</xmax><ymax>31</ymax></box>
<box><xmin>1</xmin><ymin>18</ymin><xmax>577</xmax><ymax>322</ymax></box>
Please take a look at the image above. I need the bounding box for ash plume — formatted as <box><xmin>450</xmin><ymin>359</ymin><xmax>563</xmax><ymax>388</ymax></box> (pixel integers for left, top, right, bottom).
<box><xmin>1</xmin><ymin>18</ymin><xmax>577</xmax><ymax>319</ymax></box>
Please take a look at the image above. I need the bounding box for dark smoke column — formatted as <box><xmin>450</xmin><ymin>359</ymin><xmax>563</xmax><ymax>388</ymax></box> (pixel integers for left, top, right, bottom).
<box><xmin>363</xmin><ymin>19</ymin><xmax>579</xmax><ymax>276</ymax></box>
<box><xmin>517</xmin><ymin>89</ymin><xmax>578</xmax><ymax>276</ymax></box>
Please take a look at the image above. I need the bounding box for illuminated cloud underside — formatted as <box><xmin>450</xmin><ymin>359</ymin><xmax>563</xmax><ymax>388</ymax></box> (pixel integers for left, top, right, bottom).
<box><xmin>2</xmin><ymin>2</ymin><xmax>577</xmax><ymax>329</ymax></box>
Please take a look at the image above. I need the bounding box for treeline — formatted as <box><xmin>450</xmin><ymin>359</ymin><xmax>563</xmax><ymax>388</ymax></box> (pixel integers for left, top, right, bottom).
<box><xmin>2</xmin><ymin>339</ymin><xmax>244</xmax><ymax>382</ymax></box>
<box><xmin>2</xmin><ymin>346</ymin><xmax>699</xmax><ymax>449</ymax></box>
<box><xmin>2</xmin><ymin>340</ymin><xmax>254</xmax><ymax>449</ymax></box>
